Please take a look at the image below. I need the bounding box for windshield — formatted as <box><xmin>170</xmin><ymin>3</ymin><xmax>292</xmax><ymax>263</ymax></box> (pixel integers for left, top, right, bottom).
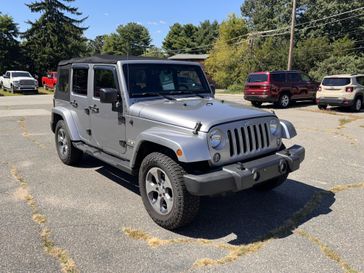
<box><xmin>12</xmin><ymin>72</ymin><xmax>32</xmax><ymax>78</ymax></box>
<box><xmin>322</xmin><ymin>78</ymin><xmax>351</xmax><ymax>86</ymax></box>
<box><xmin>247</xmin><ymin>74</ymin><xmax>268</xmax><ymax>83</ymax></box>
<box><xmin>123</xmin><ymin>64</ymin><xmax>210</xmax><ymax>98</ymax></box>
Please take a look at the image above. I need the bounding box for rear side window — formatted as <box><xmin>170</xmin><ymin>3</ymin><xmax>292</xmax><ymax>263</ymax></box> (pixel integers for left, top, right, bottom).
<box><xmin>57</xmin><ymin>68</ymin><xmax>70</xmax><ymax>93</ymax></box>
<box><xmin>247</xmin><ymin>74</ymin><xmax>268</xmax><ymax>83</ymax></box>
<box><xmin>322</xmin><ymin>78</ymin><xmax>351</xmax><ymax>86</ymax></box>
<box><xmin>356</xmin><ymin>76</ymin><xmax>364</xmax><ymax>86</ymax></box>
<box><xmin>72</xmin><ymin>67</ymin><xmax>88</xmax><ymax>96</ymax></box>
<box><xmin>94</xmin><ymin>67</ymin><xmax>117</xmax><ymax>98</ymax></box>
<box><xmin>270</xmin><ymin>73</ymin><xmax>286</xmax><ymax>82</ymax></box>
<box><xmin>287</xmin><ymin>73</ymin><xmax>301</xmax><ymax>82</ymax></box>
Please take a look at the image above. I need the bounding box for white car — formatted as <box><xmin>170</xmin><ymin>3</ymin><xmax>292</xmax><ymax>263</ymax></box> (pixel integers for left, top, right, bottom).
<box><xmin>0</xmin><ymin>71</ymin><xmax>38</xmax><ymax>93</ymax></box>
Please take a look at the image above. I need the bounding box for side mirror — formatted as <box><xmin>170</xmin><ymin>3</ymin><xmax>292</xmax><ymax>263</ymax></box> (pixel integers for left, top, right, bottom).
<box><xmin>210</xmin><ymin>84</ymin><xmax>216</xmax><ymax>95</ymax></box>
<box><xmin>100</xmin><ymin>88</ymin><xmax>118</xmax><ymax>104</ymax></box>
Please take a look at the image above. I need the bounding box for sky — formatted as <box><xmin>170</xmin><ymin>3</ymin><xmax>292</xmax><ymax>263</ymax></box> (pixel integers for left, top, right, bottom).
<box><xmin>1</xmin><ymin>0</ymin><xmax>243</xmax><ymax>47</ymax></box>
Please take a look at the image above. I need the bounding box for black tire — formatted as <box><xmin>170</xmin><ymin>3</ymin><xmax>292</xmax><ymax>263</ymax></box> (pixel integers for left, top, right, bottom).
<box><xmin>254</xmin><ymin>174</ymin><xmax>288</xmax><ymax>191</ymax></box>
<box><xmin>251</xmin><ymin>101</ymin><xmax>263</xmax><ymax>107</ymax></box>
<box><xmin>0</xmin><ymin>82</ymin><xmax>3</xmax><ymax>90</ymax></box>
<box><xmin>55</xmin><ymin>120</ymin><xmax>82</xmax><ymax>165</ymax></box>
<box><xmin>351</xmin><ymin>97</ymin><xmax>362</xmax><ymax>112</ymax></box>
<box><xmin>277</xmin><ymin>93</ymin><xmax>291</xmax><ymax>108</ymax></box>
<box><xmin>138</xmin><ymin>152</ymin><xmax>200</xmax><ymax>230</ymax></box>
<box><xmin>318</xmin><ymin>104</ymin><xmax>327</xmax><ymax>110</ymax></box>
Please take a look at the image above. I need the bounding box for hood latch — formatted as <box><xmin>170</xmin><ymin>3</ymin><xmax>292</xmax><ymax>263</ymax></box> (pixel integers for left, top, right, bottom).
<box><xmin>193</xmin><ymin>121</ymin><xmax>202</xmax><ymax>135</ymax></box>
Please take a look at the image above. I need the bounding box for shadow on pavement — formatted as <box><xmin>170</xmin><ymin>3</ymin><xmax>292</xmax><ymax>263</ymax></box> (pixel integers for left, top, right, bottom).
<box><xmin>258</xmin><ymin>100</ymin><xmax>316</xmax><ymax>110</ymax></box>
<box><xmin>79</xmin><ymin>156</ymin><xmax>335</xmax><ymax>246</ymax></box>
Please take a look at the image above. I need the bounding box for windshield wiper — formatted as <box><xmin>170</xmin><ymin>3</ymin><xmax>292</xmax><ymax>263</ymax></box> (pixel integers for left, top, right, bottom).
<box><xmin>176</xmin><ymin>91</ymin><xmax>206</xmax><ymax>98</ymax></box>
<box><xmin>140</xmin><ymin>92</ymin><xmax>176</xmax><ymax>101</ymax></box>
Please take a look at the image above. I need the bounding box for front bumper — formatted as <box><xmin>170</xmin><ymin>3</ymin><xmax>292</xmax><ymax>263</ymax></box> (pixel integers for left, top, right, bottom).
<box><xmin>184</xmin><ymin>145</ymin><xmax>305</xmax><ymax>196</ymax></box>
<box><xmin>317</xmin><ymin>97</ymin><xmax>354</xmax><ymax>107</ymax></box>
<box><xmin>244</xmin><ymin>94</ymin><xmax>277</xmax><ymax>102</ymax></box>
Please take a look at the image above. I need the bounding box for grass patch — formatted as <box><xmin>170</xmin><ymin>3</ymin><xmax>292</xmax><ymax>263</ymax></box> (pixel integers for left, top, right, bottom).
<box><xmin>0</xmin><ymin>87</ymin><xmax>53</xmax><ymax>96</ymax></box>
<box><xmin>38</xmin><ymin>87</ymin><xmax>54</xmax><ymax>95</ymax></box>
<box><xmin>338</xmin><ymin>118</ymin><xmax>352</xmax><ymax>128</ymax></box>
<box><xmin>0</xmin><ymin>88</ymin><xmax>21</xmax><ymax>96</ymax></box>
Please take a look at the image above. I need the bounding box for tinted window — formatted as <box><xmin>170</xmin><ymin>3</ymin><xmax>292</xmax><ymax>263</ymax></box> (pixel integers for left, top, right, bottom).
<box><xmin>57</xmin><ymin>68</ymin><xmax>70</xmax><ymax>93</ymax></box>
<box><xmin>287</xmin><ymin>73</ymin><xmax>301</xmax><ymax>82</ymax></box>
<box><xmin>94</xmin><ymin>67</ymin><xmax>117</xmax><ymax>98</ymax></box>
<box><xmin>12</xmin><ymin>72</ymin><xmax>32</xmax><ymax>78</ymax></box>
<box><xmin>356</xmin><ymin>76</ymin><xmax>364</xmax><ymax>86</ymax></box>
<box><xmin>247</xmin><ymin>74</ymin><xmax>268</xmax><ymax>83</ymax></box>
<box><xmin>301</xmin><ymin>74</ymin><xmax>311</xmax><ymax>82</ymax></box>
<box><xmin>322</xmin><ymin>78</ymin><xmax>351</xmax><ymax>86</ymax></box>
<box><xmin>270</xmin><ymin>73</ymin><xmax>286</xmax><ymax>82</ymax></box>
<box><xmin>123</xmin><ymin>64</ymin><xmax>209</xmax><ymax>98</ymax></box>
<box><xmin>72</xmin><ymin>68</ymin><xmax>88</xmax><ymax>96</ymax></box>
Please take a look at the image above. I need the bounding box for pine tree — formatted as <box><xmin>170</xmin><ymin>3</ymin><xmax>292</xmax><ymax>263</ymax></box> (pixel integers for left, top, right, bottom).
<box><xmin>23</xmin><ymin>0</ymin><xmax>87</xmax><ymax>75</ymax></box>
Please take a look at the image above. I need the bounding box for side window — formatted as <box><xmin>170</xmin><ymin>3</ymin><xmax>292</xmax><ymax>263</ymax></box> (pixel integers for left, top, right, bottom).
<box><xmin>94</xmin><ymin>67</ymin><xmax>117</xmax><ymax>98</ymax></box>
<box><xmin>72</xmin><ymin>67</ymin><xmax>88</xmax><ymax>96</ymax></box>
<box><xmin>57</xmin><ymin>68</ymin><xmax>70</xmax><ymax>93</ymax></box>
<box><xmin>301</xmin><ymin>74</ymin><xmax>311</xmax><ymax>82</ymax></box>
<box><xmin>6</xmin><ymin>72</ymin><xmax>10</xmax><ymax>78</ymax></box>
<box><xmin>287</xmin><ymin>73</ymin><xmax>301</xmax><ymax>83</ymax></box>
<box><xmin>271</xmin><ymin>73</ymin><xmax>286</xmax><ymax>83</ymax></box>
<box><xmin>356</xmin><ymin>76</ymin><xmax>364</xmax><ymax>86</ymax></box>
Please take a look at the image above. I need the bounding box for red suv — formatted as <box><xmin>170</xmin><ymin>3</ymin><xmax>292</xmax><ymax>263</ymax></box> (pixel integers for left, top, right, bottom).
<box><xmin>244</xmin><ymin>71</ymin><xmax>319</xmax><ymax>108</ymax></box>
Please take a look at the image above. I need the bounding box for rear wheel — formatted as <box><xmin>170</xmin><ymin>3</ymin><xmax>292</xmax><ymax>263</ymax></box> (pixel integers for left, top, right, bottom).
<box><xmin>318</xmin><ymin>104</ymin><xmax>327</xmax><ymax>110</ymax></box>
<box><xmin>277</xmin><ymin>93</ymin><xmax>291</xmax><ymax>108</ymax></box>
<box><xmin>251</xmin><ymin>101</ymin><xmax>263</xmax><ymax>107</ymax></box>
<box><xmin>351</xmin><ymin>97</ymin><xmax>362</xmax><ymax>112</ymax></box>
<box><xmin>55</xmin><ymin>120</ymin><xmax>83</xmax><ymax>165</ymax></box>
<box><xmin>139</xmin><ymin>152</ymin><xmax>200</xmax><ymax>230</ymax></box>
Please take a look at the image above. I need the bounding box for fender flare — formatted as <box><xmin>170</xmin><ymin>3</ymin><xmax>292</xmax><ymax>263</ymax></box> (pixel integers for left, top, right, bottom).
<box><xmin>51</xmin><ymin>107</ymin><xmax>81</xmax><ymax>141</ymax></box>
<box><xmin>280</xmin><ymin>120</ymin><xmax>297</xmax><ymax>139</ymax></box>
<box><xmin>131</xmin><ymin>127</ymin><xmax>211</xmax><ymax>167</ymax></box>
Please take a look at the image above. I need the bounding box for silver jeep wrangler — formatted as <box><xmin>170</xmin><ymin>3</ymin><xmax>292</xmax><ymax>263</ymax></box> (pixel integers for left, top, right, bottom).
<box><xmin>51</xmin><ymin>55</ymin><xmax>305</xmax><ymax>230</ymax></box>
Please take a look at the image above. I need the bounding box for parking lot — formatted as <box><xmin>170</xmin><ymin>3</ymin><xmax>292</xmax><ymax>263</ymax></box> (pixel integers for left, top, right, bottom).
<box><xmin>0</xmin><ymin>94</ymin><xmax>363</xmax><ymax>273</ymax></box>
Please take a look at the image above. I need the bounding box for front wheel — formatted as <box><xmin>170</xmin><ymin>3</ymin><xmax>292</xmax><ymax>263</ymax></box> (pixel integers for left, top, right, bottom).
<box><xmin>351</xmin><ymin>97</ymin><xmax>362</xmax><ymax>112</ymax></box>
<box><xmin>318</xmin><ymin>104</ymin><xmax>327</xmax><ymax>110</ymax></box>
<box><xmin>254</xmin><ymin>174</ymin><xmax>288</xmax><ymax>191</ymax></box>
<box><xmin>139</xmin><ymin>152</ymin><xmax>200</xmax><ymax>230</ymax></box>
<box><xmin>55</xmin><ymin>120</ymin><xmax>83</xmax><ymax>165</ymax></box>
<box><xmin>251</xmin><ymin>101</ymin><xmax>263</xmax><ymax>107</ymax></box>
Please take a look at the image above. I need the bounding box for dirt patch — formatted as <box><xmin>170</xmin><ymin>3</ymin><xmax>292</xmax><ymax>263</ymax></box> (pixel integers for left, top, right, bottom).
<box><xmin>11</xmin><ymin>166</ymin><xmax>78</xmax><ymax>273</ymax></box>
<box><xmin>18</xmin><ymin>118</ymin><xmax>46</xmax><ymax>149</ymax></box>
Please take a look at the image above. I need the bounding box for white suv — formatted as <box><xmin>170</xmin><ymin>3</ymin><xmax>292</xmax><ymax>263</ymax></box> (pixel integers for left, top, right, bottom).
<box><xmin>316</xmin><ymin>74</ymin><xmax>364</xmax><ymax>112</ymax></box>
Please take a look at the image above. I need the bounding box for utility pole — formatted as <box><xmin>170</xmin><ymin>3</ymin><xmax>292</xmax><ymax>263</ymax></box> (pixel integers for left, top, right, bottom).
<box><xmin>287</xmin><ymin>0</ymin><xmax>297</xmax><ymax>70</ymax></box>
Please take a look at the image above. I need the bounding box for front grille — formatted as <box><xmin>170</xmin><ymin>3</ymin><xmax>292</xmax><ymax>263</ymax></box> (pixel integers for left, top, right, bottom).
<box><xmin>20</xmin><ymin>80</ymin><xmax>35</xmax><ymax>85</ymax></box>
<box><xmin>227</xmin><ymin>122</ymin><xmax>271</xmax><ymax>157</ymax></box>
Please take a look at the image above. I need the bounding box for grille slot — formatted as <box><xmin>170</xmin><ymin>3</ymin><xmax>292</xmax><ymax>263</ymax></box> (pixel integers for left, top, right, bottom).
<box><xmin>20</xmin><ymin>80</ymin><xmax>35</xmax><ymax>85</ymax></box>
<box><xmin>227</xmin><ymin>121</ymin><xmax>272</xmax><ymax>157</ymax></box>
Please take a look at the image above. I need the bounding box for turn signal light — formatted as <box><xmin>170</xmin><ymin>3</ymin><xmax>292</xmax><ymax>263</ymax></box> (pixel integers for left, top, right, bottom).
<box><xmin>176</xmin><ymin>149</ymin><xmax>183</xmax><ymax>157</ymax></box>
<box><xmin>346</xmin><ymin>87</ymin><xmax>354</xmax><ymax>92</ymax></box>
<box><xmin>318</xmin><ymin>86</ymin><xmax>322</xmax><ymax>92</ymax></box>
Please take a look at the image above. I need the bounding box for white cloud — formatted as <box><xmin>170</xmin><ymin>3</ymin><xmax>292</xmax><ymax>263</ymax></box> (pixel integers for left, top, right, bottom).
<box><xmin>159</xmin><ymin>20</ymin><xmax>167</xmax><ymax>24</ymax></box>
<box><xmin>156</xmin><ymin>30</ymin><xmax>162</xmax><ymax>34</ymax></box>
<box><xmin>147</xmin><ymin>21</ymin><xmax>158</xmax><ymax>25</ymax></box>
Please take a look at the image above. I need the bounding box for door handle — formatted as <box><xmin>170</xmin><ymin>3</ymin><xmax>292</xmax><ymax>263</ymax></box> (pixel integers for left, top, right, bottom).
<box><xmin>89</xmin><ymin>105</ymin><xmax>99</xmax><ymax>113</ymax></box>
<box><xmin>70</xmin><ymin>100</ymin><xmax>78</xmax><ymax>108</ymax></box>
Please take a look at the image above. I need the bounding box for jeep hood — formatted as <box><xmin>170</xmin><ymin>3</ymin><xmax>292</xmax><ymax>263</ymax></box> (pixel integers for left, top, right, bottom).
<box><xmin>129</xmin><ymin>98</ymin><xmax>274</xmax><ymax>132</ymax></box>
<box><xmin>13</xmin><ymin>77</ymin><xmax>36</xmax><ymax>81</ymax></box>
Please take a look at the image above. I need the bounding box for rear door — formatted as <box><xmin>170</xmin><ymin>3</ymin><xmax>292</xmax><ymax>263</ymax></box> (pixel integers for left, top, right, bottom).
<box><xmin>70</xmin><ymin>65</ymin><xmax>92</xmax><ymax>143</ymax></box>
<box><xmin>288</xmin><ymin>72</ymin><xmax>304</xmax><ymax>99</ymax></box>
<box><xmin>89</xmin><ymin>65</ymin><xmax>126</xmax><ymax>156</ymax></box>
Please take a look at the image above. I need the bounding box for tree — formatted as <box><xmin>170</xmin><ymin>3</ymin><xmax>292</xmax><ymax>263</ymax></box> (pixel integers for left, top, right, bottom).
<box><xmin>143</xmin><ymin>46</ymin><xmax>166</xmax><ymax>58</ymax></box>
<box><xmin>86</xmin><ymin>35</ymin><xmax>106</xmax><ymax>56</ymax></box>
<box><xmin>102</xmin><ymin>23</ymin><xmax>151</xmax><ymax>56</ymax></box>
<box><xmin>163</xmin><ymin>23</ymin><xmax>198</xmax><ymax>56</ymax></box>
<box><xmin>0</xmin><ymin>14</ymin><xmax>21</xmax><ymax>73</ymax></box>
<box><xmin>205</xmin><ymin>15</ymin><xmax>249</xmax><ymax>88</ymax></box>
<box><xmin>194</xmin><ymin>20</ymin><xmax>219</xmax><ymax>53</ymax></box>
<box><xmin>22</xmin><ymin>0</ymin><xmax>87</xmax><ymax>75</ymax></box>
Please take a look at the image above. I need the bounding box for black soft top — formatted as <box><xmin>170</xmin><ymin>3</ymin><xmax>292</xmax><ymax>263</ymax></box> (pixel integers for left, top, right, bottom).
<box><xmin>58</xmin><ymin>55</ymin><xmax>168</xmax><ymax>66</ymax></box>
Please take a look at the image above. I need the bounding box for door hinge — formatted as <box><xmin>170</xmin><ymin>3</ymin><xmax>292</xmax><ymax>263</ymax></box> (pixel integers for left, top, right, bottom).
<box><xmin>119</xmin><ymin>140</ymin><xmax>126</xmax><ymax>148</ymax></box>
<box><xmin>86</xmin><ymin>129</ymin><xmax>92</xmax><ymax>136</ymax></box>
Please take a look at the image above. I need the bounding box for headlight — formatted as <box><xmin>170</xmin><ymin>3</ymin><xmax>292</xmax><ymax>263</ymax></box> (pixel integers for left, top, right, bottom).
<box><xmin>209</xmin><ymin>129</ymin><xmax>225</xmax><ymax>149</ymax></box>
<box><xmin>269</xmin><ymin>119</ymin><xmax>280</xmax><ymax>135</ymax></box>
<box><xmin>13</xmin><ymin>81</ymin><xmax>20</xmax><ymax>85</ymax></box>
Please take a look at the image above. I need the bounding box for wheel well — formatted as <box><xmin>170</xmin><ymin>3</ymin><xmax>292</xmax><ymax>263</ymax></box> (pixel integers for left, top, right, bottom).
<box><xmin>280</xmin><ymin>90</ymin><xmax>291</xmax><ymax>97</ymax></box>
<box><xmin>133</xmin><ymin>141</ymin><xmax>178</xmax><ymax>171</ymax></box>
<box><xmin>356</xmin><ymin>94</ymin><xmax>363</xmax><ymax>101</ymax></box>
<box><xmin>51</xmin><ymin>113</ymin><xmax>63</xmax><ymax>133</ymax></box>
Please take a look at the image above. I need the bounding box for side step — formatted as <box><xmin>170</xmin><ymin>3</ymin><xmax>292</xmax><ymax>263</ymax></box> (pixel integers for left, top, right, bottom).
<box><xmin>73</xmin><ymin>142</ymin><xmax>132</xmax><ymax>175</ymax></box>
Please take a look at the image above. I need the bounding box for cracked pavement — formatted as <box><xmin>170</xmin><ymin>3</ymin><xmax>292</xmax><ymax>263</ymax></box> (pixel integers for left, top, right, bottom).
<box><xmin>0</xmin><ymin>94</ymin><xmax>363</xmax><ymax>273</ymax></box>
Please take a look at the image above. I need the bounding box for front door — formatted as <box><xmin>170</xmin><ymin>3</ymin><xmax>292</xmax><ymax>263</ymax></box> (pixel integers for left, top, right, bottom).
<box><xmin>70</xmin><ymin>65</ymin><xmax>92</xmax><ymax>143</ymax></box>
<box><xmin>89</xmin><ymin>65</ymin><xmax>126</xmax><ymax>156</ymax></box>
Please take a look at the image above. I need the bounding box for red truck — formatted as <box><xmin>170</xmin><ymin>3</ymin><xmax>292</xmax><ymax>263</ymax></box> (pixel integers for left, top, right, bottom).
<box><xmin>42</xmin><ymin>72</ymin><xmax>57</xmax><ymax>90</ymax></box>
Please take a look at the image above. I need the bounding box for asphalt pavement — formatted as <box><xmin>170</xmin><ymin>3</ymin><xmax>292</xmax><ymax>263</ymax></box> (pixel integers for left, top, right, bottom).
<box><xmin>0</xmin><ymin>94</ymin><xmax>363</xmax><ymax>273</ymax></box>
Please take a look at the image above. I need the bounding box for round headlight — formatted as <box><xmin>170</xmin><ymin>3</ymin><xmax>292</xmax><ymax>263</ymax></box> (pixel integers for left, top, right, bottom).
<box><xmin>209</xmin><ymin>129</ymin><xmax>225</xmax><ymax>149</ymax></box>
<box><xmin>270</xmin><ymin>119</ymin><xmax>279</xmax><ymax>135</ymax></box>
